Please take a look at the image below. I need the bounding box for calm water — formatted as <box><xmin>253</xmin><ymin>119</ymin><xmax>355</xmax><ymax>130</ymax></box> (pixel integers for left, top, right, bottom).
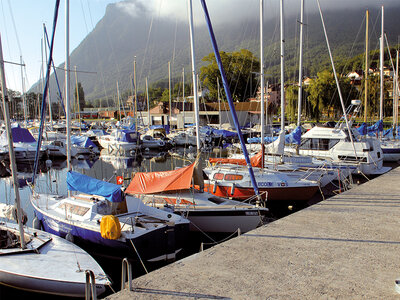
<box><xmin>0</xmin><ymin>149</ymin><xmax>201</xmax><ymax>299</ymax></box>
<box><xmin>2</xmin><ymin>149</ymin><xmax>393</xmax><ymax>298</ymax></box>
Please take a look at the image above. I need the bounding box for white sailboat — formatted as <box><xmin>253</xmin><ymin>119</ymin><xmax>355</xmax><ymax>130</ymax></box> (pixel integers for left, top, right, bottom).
<box><xmin>0</xmin><ymin>25</ymin><xmax>110</xmax><ymax>297</ymax></box>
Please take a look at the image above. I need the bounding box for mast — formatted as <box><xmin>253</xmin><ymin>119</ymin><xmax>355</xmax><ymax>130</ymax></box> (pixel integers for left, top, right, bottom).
<box><xmin>395</xmin><ymin>50</ymin><xmax>399</xmax><ymax>134</ymax></box>
<box><xmin>260</xmin><ymin>0</ymin><xmax>265</xmax><ymax>168</ymax></box>
<box><xmin>74</xmin><ymin>66</ymin><xmax>81</xmax><ymax>132</ymax></box>
<box><xmin>182</xmin><ymin>67</ymin><xmax>185</xmax><ymax>128</ymax></box>
<box><xmin>133</xmin><ymin>57</ymin><xmax>137</xmax><ymax>129</ymax></box>
<box><xmin>0</xmin><ymin>34</ymin><xmax>26</xmax><ymax>249</ymax></box>
<box><xmin>116</xmin><ymin>81</ymin><xmax>121</xmax><ymax>120</ymax></box>
<box><xmin>168</xmin><ymin>61</ymin><xmax>172</xmax><ymax>127</ymax></box>
<box><xmin>20</xmin><ymin>56</ymin><xmax>27</xmax><ymax>125</ymax></box>
<box><xmin>200</xmin><ymin>0</ymin><xmax>262</xmax><ymax>205</ymax></box>
<box><xmin>65</xmin><ymin>0</ymin><xmax>71</xmax><ymax>171</ymax></box>
<box><xmin>44</xmin><ymin>25</ymin><xmax>53</xmax><ymax>130</ymax></box>
<box><xmin>188</xmin><ymin>0</ymin><xmax>201</xmax><ymax>150</ymax></box>
<box><xmin>364</xmin><ymin>10</ymin><xmax>369</xmax><ymax>123</ymax></box>
<box><xmin>297</xmin><ymin>0</ymin><xmax>304</xmax><ymax>127</ymax></box>
<box><xmin>379</xmin><ymin>6</ymin><xmax>384</xmax><ymax>123</ymax></box>
<box><xmin>146</xmin><ymin>77</ymin><xmax>150</xmax><ymax>127</ymax></box>
<box><xmin>280</xmin><ymin>0</ymin><xmax>285</xmax><ymax>133</ymax></box>
<box><xmin>316</xmin><ymin>0</ymin><xmax>357</xmax><ymax>158</ymax></box>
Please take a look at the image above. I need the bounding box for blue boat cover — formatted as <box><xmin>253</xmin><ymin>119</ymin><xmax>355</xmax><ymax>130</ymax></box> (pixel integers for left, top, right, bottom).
<box><xmin>356</xmin><ymin>120</ymin><xmax>384</xmax><ymax>136</ymax></box>
<box><xmin>247</xmin><ymin>126</ymin><xmax>302</xmax><ymax>145</ymax></box>
<box><xmin>67</xmin><ymin>171</ymin><xmax>123</xmax><ymax>202</ymax></box>
<box><xmin>0</xmin><ymin>124</ymin><xmax>36</xmax><ymax>143</ymax></box>
<box><xmin>212</xmin><ymin>129</ymin><xmax>237</xmax><ymax>138</ymax></box>
<box><xmin>150</xmin><ymin>125</ymin><xmax>170</xmax><ymax>134</ymax></box>
<box><xmin>71</xmin><ymin>135</ymin><xmax>98</xmax><ymax>149</ymax></box>
<box><xmin>115</xmin><ymin>130</ymin><xmax>140</xmax><ymax>143</ymax></box>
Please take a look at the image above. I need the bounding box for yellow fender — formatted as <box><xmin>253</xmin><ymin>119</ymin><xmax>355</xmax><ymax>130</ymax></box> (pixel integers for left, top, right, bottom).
<box><xmin>100</xmin><ymin>215</ymin><xmax>121</xmax><ymax>240</ymax></box>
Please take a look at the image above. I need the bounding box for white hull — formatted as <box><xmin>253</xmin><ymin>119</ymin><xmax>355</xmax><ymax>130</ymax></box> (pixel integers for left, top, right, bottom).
<box><xmin>0</xmin><ymin>223</ymin><xmax>109</xmax><ymax>297</ymax></box>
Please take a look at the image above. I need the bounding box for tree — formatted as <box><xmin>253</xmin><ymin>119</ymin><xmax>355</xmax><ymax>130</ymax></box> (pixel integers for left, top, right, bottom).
<box><xmin>200</xmin><ymin>49</ymin><xmax>260</xmax><ymax>102</ymax></box>
<box><xmin>74</xmin><ymin>82</ymin><xmax>85</xmax><ymax>112</ymax></box>
<box><xmin>306</xmin><ymin>70</ymin><xmax>358</xmax><ymax>122</ymax></box>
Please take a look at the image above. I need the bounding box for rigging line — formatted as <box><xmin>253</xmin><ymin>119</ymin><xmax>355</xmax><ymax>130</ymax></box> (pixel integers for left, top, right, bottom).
<box><xmin>85</xmin><ymin>0</ymin><xmax>110</xmax><ymax>105</ymax></box>
<box><xmin>6</xmin><ymin>0</ymin><xmax>22</xmax><ymax>55</ymax></box>
<box><xmin>79</xmin><ymin>0</ymin><xmax>90</xmax><ymax>35</ymax></box>
<box><xmin>0</xmin><ymin>1</ymin><xmax>17</xmax><ymax>91</ymax></box>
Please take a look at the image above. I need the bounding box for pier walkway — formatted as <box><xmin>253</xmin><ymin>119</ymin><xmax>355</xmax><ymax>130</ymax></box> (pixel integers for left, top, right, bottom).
<box><xmin>106</xmin><ymin>166</ymin><xmax>400</xmax><ymax>299</ymax></box>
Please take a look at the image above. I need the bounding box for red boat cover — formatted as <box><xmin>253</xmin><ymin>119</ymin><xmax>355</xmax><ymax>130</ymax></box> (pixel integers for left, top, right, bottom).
<box><xmin>208</xmin><ymin>150</ymin><xmax>263</xmax><ymax>168</ymax></box>
<box><xmin>126</xmin><ymin>162</ymin><xmax>195</xmax><ymax>194</ymax></box>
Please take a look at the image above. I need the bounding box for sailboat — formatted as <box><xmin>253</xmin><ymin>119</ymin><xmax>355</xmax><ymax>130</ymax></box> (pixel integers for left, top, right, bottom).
<box><xmin>0</xmin><ymin>25</ymin><xmax>110</xmax><ymax>297</ymax></box>
<box><xmin>30</xmin><ymin>0</ymin><xmax>189</xmax><ymax>263</ymax></box>
<box><xmin>125</xmin><ymin>157</ymin><xmax>268</xmax><ymax>233</ymax></box>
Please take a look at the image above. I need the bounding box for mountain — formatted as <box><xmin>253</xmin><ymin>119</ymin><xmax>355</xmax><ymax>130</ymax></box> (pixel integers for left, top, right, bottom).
<box><xmin>34</xmin><ymin>1</ymin><xmax>400</xmax><ymax>103</ymax></box>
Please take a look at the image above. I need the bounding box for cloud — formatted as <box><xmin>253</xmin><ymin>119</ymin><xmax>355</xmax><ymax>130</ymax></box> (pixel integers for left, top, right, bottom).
<box><xmin>115</xmin><ymin>0</ymin><xmax>395</xmax><ymax>26</ymax></box>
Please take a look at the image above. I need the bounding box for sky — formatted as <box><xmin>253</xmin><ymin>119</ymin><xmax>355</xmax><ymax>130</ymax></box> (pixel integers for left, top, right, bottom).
<box><xmin>0</xmin><ymin>0</ymin><xmax>391</xmax><ymax>94</ymax></box>
<box><xmin>0</xmin><ymin>0</ymin><xmax>120</xmax><ymax>94</ymax></box>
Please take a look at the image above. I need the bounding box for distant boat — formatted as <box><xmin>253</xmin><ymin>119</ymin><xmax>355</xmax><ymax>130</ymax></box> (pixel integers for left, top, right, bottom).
<box><xmin>98</xmin><ymin>129</ymin><xmax>142</xmax><ymax>154</ymax></box>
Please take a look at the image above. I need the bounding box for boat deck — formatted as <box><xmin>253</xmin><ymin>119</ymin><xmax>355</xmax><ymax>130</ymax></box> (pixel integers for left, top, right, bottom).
<box><xmin>106</xmin><ymin>165</ymin><xmax>400</xmax><ymax>299</ymax></box>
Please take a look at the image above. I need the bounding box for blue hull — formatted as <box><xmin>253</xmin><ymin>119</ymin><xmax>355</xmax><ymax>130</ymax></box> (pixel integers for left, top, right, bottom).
<box><xmin>34</xmin><ymin>209</ymin><xmax>189</xmax><ymax>262</ymax></box>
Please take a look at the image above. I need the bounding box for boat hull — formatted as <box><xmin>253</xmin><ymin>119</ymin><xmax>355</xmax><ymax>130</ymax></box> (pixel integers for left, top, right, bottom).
<box><xmin>33</xmin><ymin>207</ymin><xmax>188</xmax><ymax>262</ymax></box>
<box><xmin>204</xmin><ymin>182</ymin><xmax>319</xmax><ymax>201</ymax></box>
<box><xmin>0</xmin><ymin>224</ymin><xmax>109</xmax><ymax>297</ymax></box>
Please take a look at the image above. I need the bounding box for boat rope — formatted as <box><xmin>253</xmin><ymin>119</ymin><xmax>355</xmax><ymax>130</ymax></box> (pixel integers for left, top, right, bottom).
<box><xmin>129</xmin><ymin>239</ymin><xmax>148</xmax><ymax>274</ymax></box>
<box><xmin>199</xmin><ymin>228</ymin><xmax>241</xmax><ymax>251</ymax></box>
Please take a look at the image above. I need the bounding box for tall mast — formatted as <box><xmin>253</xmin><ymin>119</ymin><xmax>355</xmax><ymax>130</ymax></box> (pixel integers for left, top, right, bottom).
<box><xmin>200</xmin><ymin>0</ymin><xmax>261</xmax><ymax>205</ymax></box>
<box><xmin>0</xmin><ymin>34</ymin><xmax>26</xmax><ymax>249</ymax></box>
<box><xmin>65</xmin><ymin>0</ymin><xmax>71</xmax><ymax>171</ymax></box>
<box><xmin>74</xmin><ymin>66</ymin><xmax>81</xmax><ymax>132</ymax></box>
<box><xmin>379</xmin><ymin>6</ymin><xmax>384</xmax><ymax>122</ymax></box>
<box><xmin>44</xmin><ymin>25</ymin><xmax>53</xmax><ymax>129</ymax></box>
<box><xmin>146</xmin><ymin>77</ymin><xmax>150</xmax><ymax>127</ymax></box>
<box><xmin>280</xmin><ymin>0</ymin><xmax>285</xmax><ymax>133</ymax></box>
<box><xmin>260</xmin><ymin>0</ymin><xmax>265</xmax><ymax>168</ymax></box>
<box><xmin>317</xmin><ymin>0</ymin><xmax>357</xmax><ymax>158</ymax></box>
<box><xmin>182</xmin><ymin>67</ymin><xmax>185</xmax><ymax>128</ymax></box>
<box><xmin>116</xmin><ymin>81</ymin><xmax>121</xmax><ymax>120</ymax></box>
<box><xmin>297</xmin><ymin>0</ymin><xmax>304</xmax><ymax>127</ymax></box>
<box><xmin>188</xmin><ymin>0</ymin><xmax>201</xmax><ymax>150</ymax></box>
<box><xmin>364</xmin><ymin>10</ymin><xmax>369</xmax><ymax>123</ymax></box>
<box><xmin>134</xmin><ymin>57</ymin><xmax>137</xmax><ymax>128</ymax></box>
<box><xmin>395</xmin><ymin>50</ymin><xmax>399</xmax><ymax>133</ymax></box>
<box><xmin>168</xmin><ymin>61</ymin><xmax>172</xmax><ymax>127</ymax></box>
<box><xmin>20</xmin><ymin>56</ymin><xmax>27</xmax><ymax>125</ymax></box>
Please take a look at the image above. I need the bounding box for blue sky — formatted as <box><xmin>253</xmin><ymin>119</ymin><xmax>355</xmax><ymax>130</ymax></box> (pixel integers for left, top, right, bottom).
<box><xmin>0</xmin><ymin>0</ymin><xmax>119</xmax><ymax>93</ymax></box>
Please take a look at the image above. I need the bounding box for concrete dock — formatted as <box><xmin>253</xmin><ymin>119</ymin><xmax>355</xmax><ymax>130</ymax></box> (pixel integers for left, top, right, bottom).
<box><xmin>106</xmin><ymin>166</ymin><xmax>400</xmax><ymax>299</ymax></box>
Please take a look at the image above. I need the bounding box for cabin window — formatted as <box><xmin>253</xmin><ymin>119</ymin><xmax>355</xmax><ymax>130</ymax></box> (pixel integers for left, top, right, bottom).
<box><xmin>300</xmin><ymin>138</ymin><xmax>339</xmax><ymax>150</ymax></box>
<box><xmin>299</xmin><ymin>138</ymin><xmax>311</xmax><ymax>150</ymax></box>
<box><xmin>59</xmin><ymin>203</ymin><xmax>90</xmax><ymax>216</ymax></box>
<box><xmin>224</xmin><ymin>174</ymin><xmax>243</xmax><ymax>181</ymax></box>
<box><xmin>213</xmin><ymin>173</ymin><xmax>224</xmax><ymax>180</ymax></box>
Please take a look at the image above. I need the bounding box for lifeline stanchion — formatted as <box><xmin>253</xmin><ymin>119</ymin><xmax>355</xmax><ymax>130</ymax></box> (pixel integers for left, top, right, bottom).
<box><xmin>85</xmin><ymin>269</ymin><xmax>97</xmax><ymax>300</ymax></box>
<box><xmin>121</xmin><ymin>257</ymin><xmax>133</xmax><ymax>291</ymax></box>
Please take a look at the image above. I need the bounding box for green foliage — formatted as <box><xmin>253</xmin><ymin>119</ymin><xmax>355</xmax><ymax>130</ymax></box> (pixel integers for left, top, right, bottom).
<box><xmin>305</xmin><ymin>70</ymin><xmax>358</xmax><ymax>122</ymax></box>
<box><xmin>199</xmin><ymin>49</ymin><xmax>260</xmax><ymax>102</ymax></box>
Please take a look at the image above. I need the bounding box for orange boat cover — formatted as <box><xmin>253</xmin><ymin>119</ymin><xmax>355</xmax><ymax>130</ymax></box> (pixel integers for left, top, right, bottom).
<box><xmin>126</xmin><ymin>162</ymin><xmax>195</xmax><ymax>194</ymax></box>
<box><xmin>208</xmin><ymin>150</ymin><xmax>263</xmax><ymax>168</ymax></box>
